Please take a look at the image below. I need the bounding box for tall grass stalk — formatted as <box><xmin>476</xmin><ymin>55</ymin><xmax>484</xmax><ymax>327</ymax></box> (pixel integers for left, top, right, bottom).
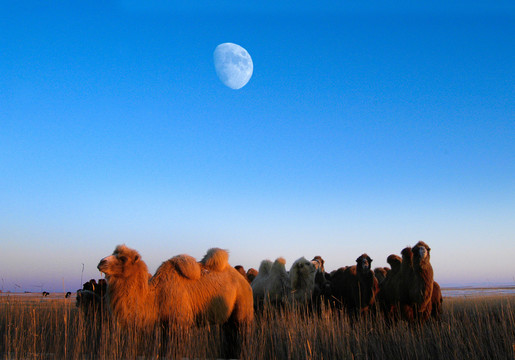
<box><xmin>0</xmin><ymin>294</ymin><xmax>513</xmax><ymax>359</ymax></box>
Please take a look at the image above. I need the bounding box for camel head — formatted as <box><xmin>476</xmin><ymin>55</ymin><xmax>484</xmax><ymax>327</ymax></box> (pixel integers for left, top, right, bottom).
<box><xmin>98</xmin><ymin>244</ymin><xmax>148</xmax><ymax>278</ymax></box>
<box><xmin>387</xmin><ymin>254</ymin><xmax>402</xmax><ymax>273</ymax></box>
<box><xmin>291</xmin><ymin>257</ymin><xmax>316</xmax><ymax>277</ymax></box>
<box><xmin>311</xmin><ymin>256</ymin><xmax>325</xmax><ymax>272</ymax></box>
<box><xmin>412</xmin><ymin>241</ymin><xmax>431</xmax><ymax>264</ymax></box>
<box><xmin>356</xmin><ymin>254</ymin><xmax>372</xmax><ymax>272</ymax></box>
<box><xmin>290</xmin><ymin>257</ymin><xmax>316</xmax><ymax>298</ymax></box>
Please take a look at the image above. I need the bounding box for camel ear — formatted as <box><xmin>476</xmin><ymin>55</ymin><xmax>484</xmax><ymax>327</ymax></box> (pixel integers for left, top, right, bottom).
<box><xmin>134</xmin><ymin>255</ymin><xmax>140</xmax><ymax>263</ymax></box>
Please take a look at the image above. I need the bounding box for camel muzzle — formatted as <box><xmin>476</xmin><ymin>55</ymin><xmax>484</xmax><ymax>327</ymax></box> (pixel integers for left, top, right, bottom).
<box><xmin>97</xmin><ymin>259</ymin><xmax>107</xmax><ymax>272</ymax></box>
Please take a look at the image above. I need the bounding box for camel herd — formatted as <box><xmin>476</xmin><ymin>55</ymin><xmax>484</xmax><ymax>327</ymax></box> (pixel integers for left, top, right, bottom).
<box><xmin>76</xmin><ymin>241</ymin><xmax>442</xmax><ymax>329</ymax></box>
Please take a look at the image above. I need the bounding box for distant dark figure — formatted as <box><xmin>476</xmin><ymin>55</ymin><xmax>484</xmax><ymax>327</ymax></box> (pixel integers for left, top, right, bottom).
<box><xmin>396</xmin><ymin>242</ymin><xmax>435</xmax><ymax>322</ymax></box>
<box><xmin>330</xmin><ymin>254</ymin><xmax>379</xmax><ymax>315</ymax></box>
<box><xmin>408</xmin><ymin>241</ymin><xmax>434</xmax><ymax>321</ymax></box>
<box><xmin>311</xmin><ymin>256</ymin><xmax>332</xmax><ymax>307</ymax></box>
<box><xmin>374</xmin><ymin>267</ymin><xmax>389</xmax><ymax>285</ymax></box>
<box><xmin>431</xmin><ymin>281</ymin><xmax>443</xmax><ymax>320</ymax></box>
<box><xmin>42</xmin><ymin>291</ymin><xmax>50</xmax><ymax>297</ymax></box>
<box><xmin>65</xmin><ymin>291</ymin><xmax>72</xmax><ymax>298</ymax></box>
<box><xmin>311</xmin><ymin>256</ymin><xmax>325</xmax><ymax>273</ymax></box>
<box><xmin>97</xmin><ymin>279</ymin><xmax>107</xmax><ymax>293</ymax></box>
<box><xmin>76</xmin><ymin>278</ymin><xmax>107</xmax><ymax>317</ymax></box>
<box><xmin>397</xmin><ymin>247</ymin><xmax>414</xmax><ymax>320</ymax></box>
<box><xmin>82</xmin><ymin>279</ymin><xmax>98</xmax><ymax>292</ymax></box>
<box><xmin>378</xmin><ymin>254</ymin><xmax>402</xmax><ymax>319</ymax></box>
<box><xmin>234</xmin><ymin>265</ymin><xmax>248</xmax><ymax>281</ymax></box>
<box><xmin>246</xmin><ymin>268</ymin><xmax>258</xmax><ymax>284</ymax></box>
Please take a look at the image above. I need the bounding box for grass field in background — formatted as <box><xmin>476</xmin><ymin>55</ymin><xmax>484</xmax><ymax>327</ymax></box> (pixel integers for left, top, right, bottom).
<box><xmin>1</xmin><ymin>293</ymin><xmax>513</xmax><ymax>359</ymax></box>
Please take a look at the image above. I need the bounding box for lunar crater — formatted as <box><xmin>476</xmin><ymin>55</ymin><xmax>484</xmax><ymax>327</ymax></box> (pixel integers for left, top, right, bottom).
<box><xmin>214</xmin><ymin>43</ymin><xmax>253</xmax><ymax>90</ymax></box>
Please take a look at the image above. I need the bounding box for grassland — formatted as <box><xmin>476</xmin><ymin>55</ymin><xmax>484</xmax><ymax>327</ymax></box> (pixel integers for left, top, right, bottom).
<box><xmin>1</xmin><ymin>293</ymin><xmax>513</xmax><ymax>359</ymax></box>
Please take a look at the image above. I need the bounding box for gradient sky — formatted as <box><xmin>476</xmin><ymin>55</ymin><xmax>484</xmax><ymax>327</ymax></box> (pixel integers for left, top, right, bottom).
<box><xmin>1</xmin><ymin>1</ymin><xmax>514</xmax><ymax>292</ymax></box>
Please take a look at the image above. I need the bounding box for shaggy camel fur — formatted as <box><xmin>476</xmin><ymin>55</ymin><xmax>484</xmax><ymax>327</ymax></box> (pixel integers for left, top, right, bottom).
<box><xmin>246</xmin><ymin>268</ymin><xmax>258</xmax><ymax>283</ymax></box>
<box><xmin>408</xmin><ymin>241</ymin><xmax>434</xmax><ymax>321</ymax></box>
<box><xmin>251</xmin><ymin>258</ymin><xmax>290</xmax><ymax>307</ymax></box>
<box><xmin>311</xmin><ymin>256</ymin><xmax>331</xmax><ymax>305</ymax></box>
<box><xmin>311</xmin><ymin>256</ymin><xmax>325</xmax><ymax>272</ymax></box>
<box><xmin>378</xmin><ymin>254</ymin><xmax>402</xmax><ymax>318</ymax></box>
<box><xmin>76</xmin><ymin>278</ymin><xmax>107</xmax><ymax>315</ymax></box>
<box><xmin>395</xmin><ymin>242</ymin><xmax>435</xmax><ymax>321</ymax></box>
<box><xmin>431</xmin><ymin>281</ymin><xmax>443</xmax><ymax>319</ymax></box>
<box><xmin>374</xmin><ymin>267</ymin><xmax>389</xmax><ymax>284</ymax></box>
<box><xmin>396</xmin><ymin>246</ymin><xmax>415</xmax><ymax>319</ymax></box>
<box><xmin>97</xmin><ymin>245</ymin><xmax>253</xmax><ymax>328</ymax></box>
<box><xmin>234</xmin><ymin>265</ymin><xmax>248</xmax><ymax>281</ymax></box>
<box><xmin>331</xmin><ymin>254</ymin><xmax>379</xmax><ymax>315</ymax></box>
<box><xmin>289</xmin><ymin>257</ymin><xmax>316</xmax><ymax>303</ymax></box>
<box><xmin>234</xmin><ymin>265</ymin><xmax>258</xmax><ymax>284</ymax></box>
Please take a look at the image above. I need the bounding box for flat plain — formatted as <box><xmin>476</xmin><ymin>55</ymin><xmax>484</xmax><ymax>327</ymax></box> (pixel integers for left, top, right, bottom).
<box><xmin>1</xmin><ymin>290</ymin><xmax>514</xmax><ymax>359</ymax></box>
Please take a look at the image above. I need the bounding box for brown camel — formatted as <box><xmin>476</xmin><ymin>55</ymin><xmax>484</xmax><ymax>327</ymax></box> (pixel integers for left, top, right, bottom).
<box><xmin>97</xmin><ymin>245</ymin><xmax>254</xmax><ymax>329</ymax></box>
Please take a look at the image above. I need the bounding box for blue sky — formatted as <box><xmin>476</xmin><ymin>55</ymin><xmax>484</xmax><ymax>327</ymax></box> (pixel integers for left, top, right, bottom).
<box><xmin>1</xmin><ymin>1</ymin><xmax>514</xmax><ymax>292</ymax></box>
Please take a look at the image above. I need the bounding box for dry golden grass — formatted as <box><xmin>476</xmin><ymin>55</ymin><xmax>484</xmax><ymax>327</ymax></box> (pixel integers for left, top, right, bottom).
<box><xmin>1</xmin><ymin>293</ymin><xmax>513</xmax><ymax>359</ymax></box>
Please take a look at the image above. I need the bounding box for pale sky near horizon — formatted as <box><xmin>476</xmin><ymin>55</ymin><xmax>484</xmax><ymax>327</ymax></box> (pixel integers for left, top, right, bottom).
<box><xmin>1</xmin><ymin>1</ymin><xmax>514</xmax><ymax>292</ymax></box>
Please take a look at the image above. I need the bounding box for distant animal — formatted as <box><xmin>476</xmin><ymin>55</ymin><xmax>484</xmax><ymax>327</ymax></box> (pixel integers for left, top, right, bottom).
<box><xmin>374</xmin><ymin>267</ymin><xmax>389</xmax><ymax>284</ymax></box>
<box><xmin>82</xmin><ymin>279</ymin><xmax>97</xmax><ymax>292</ymax></box>
<box><xmin>246</xmin><ymin>268</ymin><xmax>258</xmax><ymax>283</ymax></box>
<box><xmin>408</xmin><ymin>241</ymin><xmax>434</xmax><ymax>321</ymax></box>
<box><xmin>97</xmin><ymin>244</ymin><xmax>253</xmax><ymax>329</ymax></box>
<box><xmin>65</xmin><ymin>291</ymin><xmax>72</xmax><ymax>298</ymax></box>
<box><xmin>76</xmin><ymin>278</ymin><xmax>107</xmax><ymax>317</ymax></box>
<box><xmin>311</xmin><ymin>256</ymin><xmax>332</xmax><ymax>306</ymax></box>
<box><xmin>330</xmin><ymin>254</ymin><xmax>379</xmax><ymax>315</ymax></box>
<box><xmin>251</xmin><ymin>258</ymin><xmax>290</xmax><ymax>307</ymax></box>
<box><xmin>397</xmin><ymin>246</ymin><xmax>415</xmax><ymax>320</ymax></box>
<box><xmin>42</xmin><ymin>291</ymin><xmax>50</xmax><ymax>297</ymax></box>
<box><xmin>234</xmin><ymin>265</ymin><xmax>248</xmax><ymax>280</ymax></box>
<box><xmin>289</xmin><ymin>257</ymin><xmax>317</xmax><ymax>303</ymax></box>
<box><xmin>311</xmin><ymin>256</ymin><xmax>325</xmax><ymax>272</ymax></box>
<box><xmin>378</xmin><ymin>254</ymin><xmax>403</xmax><ymax>318</ymax></box>
<box><xmin>431</xmin><ymin>281</ymin><xmax>443</xmax><ymax>319</ymax></box>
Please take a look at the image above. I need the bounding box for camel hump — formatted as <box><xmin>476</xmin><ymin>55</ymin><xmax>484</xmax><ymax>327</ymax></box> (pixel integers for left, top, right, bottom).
<box><xmin>271</xmin><ymin>257</ymin><xmax>287</xmax><ymax>273</ymax></box>
<box><xmin>201</xmin><ymin>248</ymin><xmax>229</xmax><ymax>272</ymax></box>
<box><xmin>258</xmin><ymin>259</ymin><xmax>273</xmax><ymax>276</ymax></box>
<box><xmin>387</xmin><ymin>254</ymin><xmax>402</xmax><ymax>265</ymax></box>
<box><xmin>170</xmin><ymin>254</ymin><xmax>201</xmax><ymax>280</ymax></box>
<box><xmin>275</xmin><ymin>257</ymin><xmax>286</xmax><ymax>265</ymax></box>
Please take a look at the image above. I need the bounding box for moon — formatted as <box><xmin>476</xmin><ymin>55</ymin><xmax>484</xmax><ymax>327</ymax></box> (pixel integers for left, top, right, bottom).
<box><xmin>213</xmin><ymin>43</ymin><xmax>253</xmax><ymax>90</ymax></box>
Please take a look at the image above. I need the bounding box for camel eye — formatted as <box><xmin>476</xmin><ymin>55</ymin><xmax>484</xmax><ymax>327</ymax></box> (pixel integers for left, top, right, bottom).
<box><xmin>119</xmin><ymin>256</ymin><xmax>127</xmax><ymax>264</ymax></box>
